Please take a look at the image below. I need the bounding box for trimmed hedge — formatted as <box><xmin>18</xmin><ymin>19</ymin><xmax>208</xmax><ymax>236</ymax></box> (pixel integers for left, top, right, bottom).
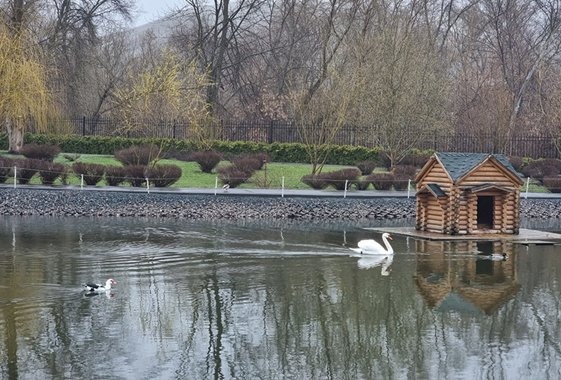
<box><xmin>1</xmin><ymin>133</ymin><xmax>383</xmax><ymax>166</ymax></box>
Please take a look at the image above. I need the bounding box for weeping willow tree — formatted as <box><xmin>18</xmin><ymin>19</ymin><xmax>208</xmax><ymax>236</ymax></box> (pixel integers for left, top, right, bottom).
<box><xmin>0</xmin><ymin>15</ymin><xmax>54</xmax><ymax>153</ymax></box>
<box><xmin>113</xmin><ymin>45</ymin><xmax>214</xmax><ymax>159</ymax></box>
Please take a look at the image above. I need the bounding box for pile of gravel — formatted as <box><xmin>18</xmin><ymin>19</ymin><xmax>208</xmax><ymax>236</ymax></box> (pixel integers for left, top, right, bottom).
<box><xmin>1</xmin><ymin>189</ymin><xmax>560</xmax><ymax>220</ymax></box>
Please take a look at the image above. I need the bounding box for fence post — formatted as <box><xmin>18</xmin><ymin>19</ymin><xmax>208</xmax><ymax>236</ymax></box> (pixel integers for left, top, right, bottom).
<box><xmin>525</xmin><ymin>177</ymin><xmax>530</xmax><ymax>199</ymax></box>
<box><xmin>81</xmin><ymin>174</ymin><xmax>84</xmax><ymax>190</ymax></box>
<box><xmin>344</xmin><ymin>180</ymin><xmax>348</xmax><ymax>198</ymax></box>
<box><xmin>268</xmin><ymin>119</ymin><xmax>274</xmax><ymax>144</ymax></box>
<box><xmin>282</xmin><ymin>176</ymin><xmax>285</xmax><ymax>198</ymax></box>
<box><xmin>13</xmin><ymin>166</ymin><xmax>16</xmax><ymax>189</ymax></box>
<box><xmin>407</xmin><ymin>179</ymin><xmax>411</xmax><ymax>198</ymax></box>
<box><xmin>82</xmin><ymin>116</ymin><xmax>86</xmax><ymax>136</ymax></box>
<box><xmin>146</xmin><ymin>178</ymin><xmax>150</xmax><ymax>193</ymax></box>
<box><xmin>214</xmin><ymin>177</ymin><xmax>218</xmax><ymax>195</ymax></box>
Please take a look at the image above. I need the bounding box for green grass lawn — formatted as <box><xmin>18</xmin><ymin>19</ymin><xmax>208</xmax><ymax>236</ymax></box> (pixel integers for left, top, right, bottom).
<box><xmin>0</xmin><ymin>150</ymin><xmax>550</xmax><ymax>192</ymax></box>
<box><xmin>1</xmin><ymin>151</ymin><xmax>363</xmax><ymax>189</ymax></box>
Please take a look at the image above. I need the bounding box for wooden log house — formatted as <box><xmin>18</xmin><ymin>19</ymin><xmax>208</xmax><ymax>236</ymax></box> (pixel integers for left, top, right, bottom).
<box><xmin>415</xmin><ymin>152</ymin><xmax>523</xmax><ymax>235</ymax></box>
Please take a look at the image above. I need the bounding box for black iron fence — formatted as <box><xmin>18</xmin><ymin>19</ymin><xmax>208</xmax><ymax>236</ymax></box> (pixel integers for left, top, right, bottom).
<box><xmin>32</xmin><ymin>116</ymin><xmax>560</xmax><ymax>159</ymax></box>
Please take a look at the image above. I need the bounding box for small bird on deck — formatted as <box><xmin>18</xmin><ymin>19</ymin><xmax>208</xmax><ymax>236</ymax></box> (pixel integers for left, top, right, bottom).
<box><xmin>223</xmin><ymin>184</ymin><xmax>230</xmax><ymax>192</ymax></box>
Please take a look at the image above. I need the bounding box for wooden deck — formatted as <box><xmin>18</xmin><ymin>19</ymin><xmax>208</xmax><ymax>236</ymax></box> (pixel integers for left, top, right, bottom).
<box><xmin>366</xmin><ymin>227</ymin><xmax>561</xmax><ymax>245</ymax></box>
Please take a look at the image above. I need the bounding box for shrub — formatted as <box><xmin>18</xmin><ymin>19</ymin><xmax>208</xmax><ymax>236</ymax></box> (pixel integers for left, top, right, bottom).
<box><xmin>521</xmin><ymin>159</ymin><xmax>561</xmax><ymax>179</ymax></box>
<box><xmin>392</xmin><ymin>174</ymin><xmax>412</xmax><ymax>190</ymax></box>
<box><xmin>323</xmin><ymin>168</ymin><xmax>361</xmax><ymax>190</ymax></box>
<box><xmin>217</xmin><ymin>164</ymin><xmax>252</xmax><ymax>188</ymax></box>
<box><xmin>124</xmin><ymin>165</ymin><xmax>148</xmax><ymax>187</ymax></box>
<box><xmin>19</xmin><ymin>143</ymin><xmax>61</xmax><ymax>162</ymax></box>
<box><xmin>146</xmin><ymin>165</ymin><xmax>182</xmax><ymax>187</ymax></box>
<box><xmin>400</xmin><ymin>152</ymin><xmax>431</xmax><ymax>168</ymax></box>
<box><xmin>0</xmin><ymin>157</ymin><xmax>13</xmax><ymax>183</ymax></box>
<box><xmin>366</xmin><ymin>172</ymin><xmax>395</xmax><ymax>190</ymax></box>
<box><xmin>393</xmin><ymin>165</ymin><xmax>417</xmax><ymax>179</ymax></box>
<box><xmin>14</xmin><ymin>159</ymin><xmax>42</xmax><ymax>184</ymax></box>
<box><xmin>232</xmin><ymin>156</ymin><xmax>263</xmax><ymax>174</ymax></box>
<box><xmin>38</xmin><ymin>162</ymin><xmax>67</xmax><ymax>185</ymax></box>
<box><xmin>301</xmin><ymin>174</ymin><xmax>329</xmax><ymax>190</ymax></box>
<box><xmin>352</xmin><ymin>179</ymin><xmax>371</xmax><ymax>191</ymax></box>
<box><xmin>63</xmin><ymin>153</ymin><xmax>81</xmax><ymax>162</ymax></box>
<box><xmin>115</xmin><ymin>145</ymin><xmax>159</xmax><ymax>166</ymax></box>
<box><xmin>72</xmin><ymin>162</ymin><xmax>105</xmax><ymax>185</ymax></box>
<box><xmin>356</xmin><ymin>161</ymin><xmax>376</xmax><ymax>175</ymax></box>
<box><xmin>543</xmin><ymin>176</ymin><xmax>561</xmax><ymax>193</ymax></box>
<box><xmin>190</xmin><ymin>151</ymin><xmax>222</xmax><ymax>173</ymax></box>
<box><xmin>104</xmin><ymin>166</ymin><xmax>127</xmax><ymax>186</ymax></box>
<box><xmin>507</xmin><ymin>156</ymin><xmax>524</xmax><ymax>172</ymax></box>
<box><xmin>379</xmin><ymin>151</ymin><xmax>392</xmax><ymax>170</ymax></box>
<box><xmin>165</xmin><ymin>151</ymin><xmax>193</xmax><ymax>161</ymax></box>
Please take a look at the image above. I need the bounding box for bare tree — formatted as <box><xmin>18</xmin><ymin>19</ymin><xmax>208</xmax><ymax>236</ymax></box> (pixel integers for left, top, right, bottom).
<box><xmin>351</xmin><ymin>7</ymin><xmax>450</xmax><ymax>168</ymax></box>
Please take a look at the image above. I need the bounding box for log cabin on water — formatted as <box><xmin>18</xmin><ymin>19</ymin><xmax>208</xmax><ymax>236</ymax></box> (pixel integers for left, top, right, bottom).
<box><xmin>415</xmin><ymin>152</ymin><xmax>523</xmax><ymax>235</ymax></box>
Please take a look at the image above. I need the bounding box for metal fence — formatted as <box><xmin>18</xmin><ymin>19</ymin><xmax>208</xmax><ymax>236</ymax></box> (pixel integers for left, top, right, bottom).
<box><xmin>34</xmin><ymin>116</ymin><xmax>560</xmax><ymax>159</ymax></box>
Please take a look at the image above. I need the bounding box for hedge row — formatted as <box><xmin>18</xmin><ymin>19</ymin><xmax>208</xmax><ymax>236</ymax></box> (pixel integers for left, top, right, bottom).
<box><xmin>0</xmin><ymin>133</ymin><xmax>383</xmax><ymax>166</ymax></box>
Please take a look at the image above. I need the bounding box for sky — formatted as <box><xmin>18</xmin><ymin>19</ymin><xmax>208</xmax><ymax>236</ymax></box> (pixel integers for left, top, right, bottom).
<box><xmin>134</xmin><ymin>0</ymin><xmax>184</xmax><ymax>26</ymax></box>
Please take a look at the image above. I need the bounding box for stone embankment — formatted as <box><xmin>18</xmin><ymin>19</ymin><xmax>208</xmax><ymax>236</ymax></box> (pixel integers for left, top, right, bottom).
<box><xmin>0</xmin><ymin>188</ymin><xmax>560</xmax><ymax>220</ymax></box>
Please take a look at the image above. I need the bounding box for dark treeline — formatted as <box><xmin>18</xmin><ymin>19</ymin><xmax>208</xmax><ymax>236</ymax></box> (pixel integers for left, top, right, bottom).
<box><xmin>2</xmin><ymin>0</ymin><xmax>561</xmax><ymax>161</ymax></box>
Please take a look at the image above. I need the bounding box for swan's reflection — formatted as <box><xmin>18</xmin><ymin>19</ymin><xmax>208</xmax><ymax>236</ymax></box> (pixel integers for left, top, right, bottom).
<box><xmin>356</xmin><ymin>254</ymin><xmax>393</xmax><ymax>275</ymax></box>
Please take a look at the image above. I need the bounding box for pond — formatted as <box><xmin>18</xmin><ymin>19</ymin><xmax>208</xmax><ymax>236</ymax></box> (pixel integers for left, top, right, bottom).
<box><xmin>0</xmin><ymin>216</ymin><xmax>560</xmax><ymax>380</ymax></box>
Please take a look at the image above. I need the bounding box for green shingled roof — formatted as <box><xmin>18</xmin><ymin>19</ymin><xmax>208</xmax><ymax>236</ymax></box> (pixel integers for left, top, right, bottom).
<box><xmin>435</xmin><ymin>152</ymin><xmax>521</xmax><ymax>184</ymax></box>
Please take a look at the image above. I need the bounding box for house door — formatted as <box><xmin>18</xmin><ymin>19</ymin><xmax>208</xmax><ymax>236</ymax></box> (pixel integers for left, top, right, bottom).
<box><xmin>477</xmin><ymin>196</ymin><xmax>494</xmax><ymax>229</ymax></box>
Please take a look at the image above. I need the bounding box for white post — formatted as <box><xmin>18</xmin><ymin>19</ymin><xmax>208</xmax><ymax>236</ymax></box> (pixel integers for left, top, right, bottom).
<box><xmin>407</xmin><ymin>179</ymin><xmax>411</xmax><ymax>198</ymax></box>
<box><xmin>13</xmin><ymin>166</ymin><xmax>17</xmax><ymax>189</ymax></box>
<box><xmin>146</xmin><ymin>178</ymin><xmax>150</xmax><ymax>193</ymax></box>
<box><xmin>282</xmin><ymin>176</ymin><xmax>285</xmax><ymax>198</ymax></box>
<box><xmin>525</xmin><ymin>177</ymin><xmax>530</xmax><ymax>199</ymax></box>
<box><xmin>81</xmin><ymin>174</ymin><xmax>84</xmax><ymax>190</ymax></box>
<box><xmin>344</xmin><ymin>180</ymin><xmax>348</xmax><ymax>198</ymax></box>
<box><xmin>214</xmin><ymin>177</ymin><xmax>218</xmax><ymax>195</ymax></box>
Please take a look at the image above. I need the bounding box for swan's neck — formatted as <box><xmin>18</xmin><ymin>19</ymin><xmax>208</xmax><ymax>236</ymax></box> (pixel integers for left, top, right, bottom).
<box><xmin>383</xmin><ymin>237</ymin><xmax>394</xmax><ymax>254</ymax></box>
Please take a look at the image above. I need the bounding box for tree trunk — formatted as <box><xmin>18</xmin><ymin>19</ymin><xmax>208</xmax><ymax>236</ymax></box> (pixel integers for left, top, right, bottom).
<box><xmin>6</xmin><ymin>116</ymin><xmax>24</xmax><ymax>153</ymax></box>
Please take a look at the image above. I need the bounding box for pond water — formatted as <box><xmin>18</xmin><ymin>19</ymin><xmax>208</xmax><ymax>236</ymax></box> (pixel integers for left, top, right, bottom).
<box><xmin>1</xmin><ymin>216</ymin><xmax>561</xmax><ymax>380</ymax></box>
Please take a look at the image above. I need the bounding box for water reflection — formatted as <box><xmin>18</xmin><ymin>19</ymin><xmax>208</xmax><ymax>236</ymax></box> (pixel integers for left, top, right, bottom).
<box><xmin>414</xmin><ymin>240</ymin><xmax>520</xmax><ymax>315</ymax></box>
<box><xmin>355</xmin><ymin>254</ymin><xmax>394</xmax><ymax>275</ymax></box>
<box><xmin>0</xmin><ymin>217</ymin><xmax>561</xmax><ymax>380</ymax></box>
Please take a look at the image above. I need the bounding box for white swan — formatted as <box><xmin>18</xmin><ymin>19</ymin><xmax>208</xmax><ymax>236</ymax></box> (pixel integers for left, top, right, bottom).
<box><xmin>350</xmin><ymin>233</ymin><xmax>394</xmax><ymax>255</ymax></box>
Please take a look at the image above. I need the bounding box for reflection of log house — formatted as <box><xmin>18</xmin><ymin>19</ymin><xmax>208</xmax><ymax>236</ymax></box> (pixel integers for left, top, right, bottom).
<box><xmin>413</xmin><ymin>240</ymin><xmax>520</xmax><ymax>315</ymax></box>
<box><xmin>415</xmin><ymin>152</ymin><xmax>523</xmax><ymax>235</ymax></box>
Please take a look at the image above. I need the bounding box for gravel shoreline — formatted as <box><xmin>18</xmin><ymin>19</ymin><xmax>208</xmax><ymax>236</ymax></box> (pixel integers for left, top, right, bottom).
<box><xmin>2</xmin><ymin>188</ymin><xmax>561</xmax><ymax>221</ymax></box>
